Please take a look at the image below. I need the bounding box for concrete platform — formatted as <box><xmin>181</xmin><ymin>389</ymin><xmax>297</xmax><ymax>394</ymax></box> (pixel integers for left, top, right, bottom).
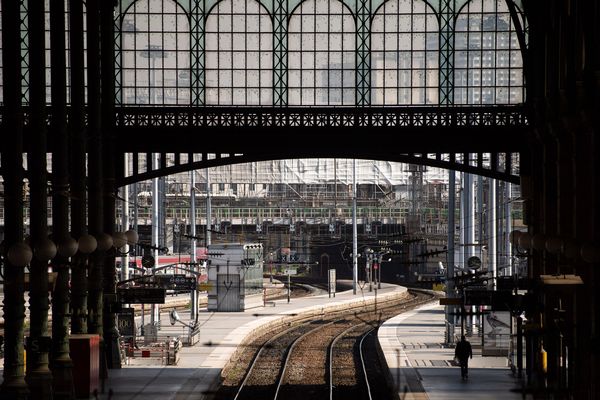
<box><xmin>84</xmin><ymin>281</ymin><xmax>408</xmax><ymax>399</ymax></box>
<box><xmin>378</xmin><ymin>302</ymin><xmax>525</xmax><ymax>400</ymax></box>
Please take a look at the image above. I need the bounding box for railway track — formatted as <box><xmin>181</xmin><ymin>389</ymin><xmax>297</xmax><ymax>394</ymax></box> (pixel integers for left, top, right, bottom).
<box><xmin>214</xmin><ymin>289</ymin><xmax>438</xmax><ymax>400</ymax></box>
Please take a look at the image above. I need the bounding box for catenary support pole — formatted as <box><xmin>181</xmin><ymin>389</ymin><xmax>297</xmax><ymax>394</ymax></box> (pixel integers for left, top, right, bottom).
<box><xmin>446</xmin><ymin>170</ymin><xmax>456</xmax><ymax>346</ymax></box>
<box><xmin>352</xmin><ymin>159</ymin><xmax>358</xmax><ymax>295</ymax></box>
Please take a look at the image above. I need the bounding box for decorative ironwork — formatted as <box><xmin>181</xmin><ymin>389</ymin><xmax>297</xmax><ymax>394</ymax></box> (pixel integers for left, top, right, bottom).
<box><xmin>355</xmin><ymin>0</ymin><xmax>370</xmax><ymax>105</ymax></box>
<box><xmin>114</xmin><ymin>3</ymin><xmax>123</xmax><ymax>104</ymax></box>
<box><xmin>439</xmin><ymin>0</ymin><xmax>454</xmax><ymax>104</ymax></box>
<box><xmin>273</xmin><ymin>0</ymin><xmax>287</xmax><ymax>106</ymax></box>
<box><xmin>20</xmin><ymin>0</ymin><xmax>30</xmax><ymax>104</ymax></box>
<box><xmin>1</xmin><ymin>0</ymin><xmax>527</xmax><ymax>110</ymax></box>
<box><xmin>191</xmin><ymin>0</ymin><xmax>205</xmax><ymax>105</ymax></box>
<box><xmin>113</xmin><ymin>104</ymin><xmax>528</xmax><ymax>128</ymax></box>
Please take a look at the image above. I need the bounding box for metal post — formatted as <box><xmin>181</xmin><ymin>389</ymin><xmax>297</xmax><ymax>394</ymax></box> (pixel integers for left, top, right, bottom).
<box><xmin>368</xmin><ymin>251</ymin><xmax>373</xmax><ymax>292</ymax></box>
<box><xmin>86</xmin><ymin>0</ymin><xmax>104</xmax><ymax>343</ymax></box>
<box><xmin>190</xmin><ymin>170</ymin><xmax>198</xmax><ymax>326</ymax></box>
<box><xmin>0</xmin><ymin>0</ymin><xmax>27</xmax><ymax>397</ymax></box>
<box><xmin>50</xmin><ymin>0</ymin><xmax>75</xmax><ymax>393</ymax></box>
<box><xmin>287</xmin><ymin>272</ymin><xmax>291</xmax><ymax>303</ymax></box>
<box><xmin>464</xmin><ymin>173</ymin><xmax>475</xmax><ymax>263</ymax></box>
<box><xmin>27</xmin><ymin>0</ymin><xmax>52</xmax><ymax>395</ymax></box>
<box><xmin>122</xmin><ymin>156</ymin><xmax>130</xmax><ymax>282</ymax></box>
<box><xmin>488</xmin><ymin>178</ymin><xmax>497</xmax><ymax>290</ymax></box>
<box><xmin>206</xmin><ymin>168</ymin><xmax>212</xmax><ymax>246</ymax></box>
<box><xmin>477</xmin><ymin>175</ymin><xmax>484</xmax><ymax>256</ymax></box>
<box><xmin>459</xmin><ymin>173</ymin><xmax>465</xmax><ymax>269</ymax></box>
<box><xmin>328</xmin><ymin>268</ymin><xmax>331</xmax><ymax>298</ymax></box>
<box><xmin>352</xmin><ymin>159</ymin><xmax>358</xmax><ymax>294</ymax></box>
<box><xmin>505</xmin><ymin>183</ymin><xmax>513</xmax><ymax>276</ymax></box>
<box><xmin>100</xmin><ymin>0</ymin><xmax>120</xmax><ymax>370</ymax></box>
<box><xmin>378</xmin><ymin>256</ymin><xmax>382</xmax><ymax>289</ymax></box>
<box><xmin>446</xmin><ymin>170</ymin><xmax>456</xmax><ymax>345</ymax></box>
<box><xmin>151</xmin><ymin>153</ymin><xmax>160</xmax><ymax>327</ymax></box>
<box><xmin>517</xmin><ymin>315</ymin><xmax>523</xmax><ymax>377</ymax></box>
<box><xmin>69</xmin><ymin>0</ymin><xmax>88</xmax><ymax>336</ymax></box>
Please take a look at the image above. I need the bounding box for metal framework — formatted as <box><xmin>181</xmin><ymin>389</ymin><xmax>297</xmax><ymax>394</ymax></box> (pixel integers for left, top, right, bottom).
<box><xmin>108</xmin><ymin>104</ymin><xmax>526</xmax><ymax>185</ymax></box>
<box><xmin>116</xmin><ymin>151</ymin><xmax>522</xmax><ymax>186</ymax></box>
<box><xmin>356</xmin><ymin>0</ymin><xmax>370</xmax><ymax>105</ymax></box>
<box><xmin>20</xmin><ymin>0</ymin><xmax>30</xmax><ymax>104</ymax></box>
<box><xmin>120</xmin><ymin>0</ymin><xmax>191</xmax><ymax>105</ymax></box>
<box><xmin>191</xmin><ymin>0</ymin><xmax>205</xmax><ymax>105</ymax></box>
<box><xmin>114</xmin><ymin>104</ymin><xmax>526</xmax><ymax>128</ymax></box>
<box><xmin>439</xmin><ymin>0</ymin><xmax>454</xmax><ymax>104</ymax></box>
<box><xmin>453</xmin><ymin>0</ymin><xmax>524</xmax><ymax>104</ymax></box>
<box><xmin>1</xmin><ymin>0</ymin><xmax>527</xmax><ymax>108</ymax></box>
<box><xmin>273</xmin><ymin>0</ymin><xmax>288</xmax><ymax>105</ymax></box>
<box><xmin>0</xmin><ymin>0</ymin><xmax>529</xmax><ymax>183</ymax></box>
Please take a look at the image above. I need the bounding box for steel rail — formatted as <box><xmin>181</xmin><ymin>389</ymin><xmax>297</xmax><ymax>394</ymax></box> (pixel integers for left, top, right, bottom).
<box><xmin>274</xmin><ymin>321</ymin><xmax>336</xmax><ymax>400</ymax></box>
<box><xmin>359</xmin><ymin>327</ymin><xmax>377</xmax><ymax>400</ymax></box>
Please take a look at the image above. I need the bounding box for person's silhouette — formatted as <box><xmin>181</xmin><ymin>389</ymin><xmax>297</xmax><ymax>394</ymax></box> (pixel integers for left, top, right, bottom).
<box><xmin>455</xmin><ymin>335</ymin><xmax>473</xmax><ymax>380</ymax></box>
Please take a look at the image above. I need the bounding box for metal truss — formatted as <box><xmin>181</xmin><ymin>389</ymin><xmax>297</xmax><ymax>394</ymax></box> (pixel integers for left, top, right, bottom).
<box><xmin>191</xmin><ymin>0</ymin><xmax>205</xmax><ymax>106</ymax></box>
<box><xmin>273</xmin><ymin>0</ymin><xmax>287</xmax><ymax>106</ymax></box>
<box><xmin>356</xmin><ymin>0</ymin><xmax>370</xmax><ymax>105</ymax></box>
<box><xmin>116</xmin><ymin>151</ymin><xmax>522</xmax><ymax>187</ymax></box>
<box><xmin>20</xmin><ymin>0</ymin><xmax>30</xmax><ymax>104</ymax></box>
<box><xmin>439</xmin><ymin>0</ymin><xmax>454</xmax><ymax>105</ymax></box>
<box><xmin>107</xmin><ymin>105</ymin><xmax>526</xmax><ymax>186</ymax></box>
<box><xmin>114</xmin><ymin>6</ymin><xmax>123</xmax><ymax>104</ymax></box>
<box><xmin>6</xmin><ymin>105</ymin><xmax>525</xmax><ymax>186</ymax></box>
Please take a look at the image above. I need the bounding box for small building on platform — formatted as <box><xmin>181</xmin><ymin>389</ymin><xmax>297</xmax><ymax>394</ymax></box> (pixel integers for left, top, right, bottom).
<box><xmin>206</xmin><ymin>243</ymin><xmax>264</xmax><ymax>311</ymax></box>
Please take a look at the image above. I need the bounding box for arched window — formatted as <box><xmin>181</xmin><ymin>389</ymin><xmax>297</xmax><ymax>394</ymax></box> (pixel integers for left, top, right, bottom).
<box><xmin>288</xmin><ymin>0</ymin><xmax>355</xmax><ymax>106</ymax></box>
<box><xmin>121</xmin><ymin>0</ymin><xmax>190</xmax><ymax>105</ymax></box>
<box><xmin>205</xmin><ymin>0</ymin><xmax>273</xmax><ymax>105</ymax></box>
<box><xmin>371</xmin><ymin>0</ymin><xmax>439</xmax><ymax>105</ymax></box>
<box><xmin>454</xmin><ymin>0</ymin><xmax>524</xmax><ymax>104</ymax></box>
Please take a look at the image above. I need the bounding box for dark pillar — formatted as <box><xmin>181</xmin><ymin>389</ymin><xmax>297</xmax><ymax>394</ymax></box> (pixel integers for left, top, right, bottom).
<box><xmin>49</xmin><ymin>0</ymin><xmax>75</xmax><ymax>397</ymax></box>
<box><xmin>101</xmin><ymin>0</ymin><xmax>121</xmax><ymax>369</ymax></box>
<box><xmin>69</xmin><ymin>0</ymin><xmax>89</xmax><ymax>336</ymax></box>
<box><xmin>26</xmin><ymin>0</ymin><xmax>53</xmax><ymax>398</ymax></box>
<box><xmin>85</xmin><ymin>0</ymin><xmax>107</xmax><ymax>386</ymax></box>
<box><xmin>0</xmin><ymin>0</ymin><xmax>28</xmax><ymax>397</ymax></box>
<box><xmin>86</xmin><ymin>0</ymin><xmax>104</xmax><ymax>333</ymax></box>
<box><xmin>576</xmin><ymin>2</ymin><xmax>600</xmax><ymax>397</ymax></box>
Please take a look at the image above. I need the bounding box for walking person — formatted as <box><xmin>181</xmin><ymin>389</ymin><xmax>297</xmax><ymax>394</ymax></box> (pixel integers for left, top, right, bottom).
<box><xmin>455</xmin><ymin>335</ymin><xmax>473</xmax><ymax>380</ymax></box>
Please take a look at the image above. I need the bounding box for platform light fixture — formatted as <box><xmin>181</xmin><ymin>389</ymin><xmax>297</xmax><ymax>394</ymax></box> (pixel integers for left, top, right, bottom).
<box><xmin>57</xmin><ymin>236</ymin><xmax>79</xmax><ymax>258</ymax></box>
<box><xmin>7</xmin><ymin>242</ymin><xmax>33</xmax><ymax>267</ymax></box>
<box><xmin>125</xmin><ymin>229</ymin><xmax>139</xmax><ymax>245</ymax></box>
<box><xmin>113</xmin><ymin>231</ymin><xmax>128</xmax><ymax>249</ymax></box>
<box><xmin>34</xmin><ymin>238</ymin><xmax>57</xmax><ymax>262</ymax></box>
<box><xmin>78</xmin><ymin>234</ymin><xmax>98</xmax><ymax>254</ymax></box>
<box><xmin>545</xmin><ymin>237</ymin><xmax>564</xmax><ymax>254</ymax></box>
<box><xmin>96</xmin><ymin>233</ymin><xmax>114</xmax><ymax>252</ymax></box>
